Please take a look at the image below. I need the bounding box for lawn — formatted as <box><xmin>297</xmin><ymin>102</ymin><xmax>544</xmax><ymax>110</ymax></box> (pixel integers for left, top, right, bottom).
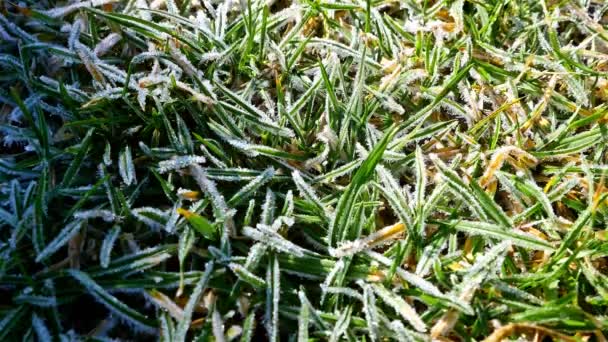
<box><xmin>1</xmin><ymin>0</ymin><xmax>608</xmax><ymax>341</ymax></box>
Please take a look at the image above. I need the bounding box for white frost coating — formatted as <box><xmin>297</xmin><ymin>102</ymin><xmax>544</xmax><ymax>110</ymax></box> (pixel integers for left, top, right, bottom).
<box><xmin>377</xmin><ymin>165</ymin><xmax>414</xmax><ymax>228</ymax></box>
<box><xmin>119</xmin><ymin>146</ymin><xmax>136</xmax><ymax>186</ymax></box>
<box><xmin>366</xmin><ymin>251</ymin><xmax>473</xmax><ymax>314</ymax></box>
<box><xmin>189</xmin><ymin>164</ymin><xmax>231</xmax><ymax>217</ymax></box>
<box><xmin>158</xmin><ymin>155</ymin><xmax>206</xmax><ymax>174</ymax></box>
<box><xmin>76</xmin><ymin>42</ymin><xmax>106</xmax><ymax>84</ymax></box>
<box><xmin>389</xmin><ymin>321</ymin><xmax>417</xmax><ymax>342</ymax></box>
<box><xmin>292</xmin><ymin>171</ymin><xmax>329</xmax><ymax>218</ymax></box>
<box><xmin>0</xmin><ymin>13</ymin><xmax>37</xmax><ymax>42</ymax></box>
<box><xmin>260</xmin><ymin>188</ymin><xmax>276</xmax><ymax>225</ymax></box>
<box><xmin>199</xmin><ymin>144</ymin><xmax>227</xmax><ymax>168</ymax></box>
<box><xmin>330</xmin><ymin>222</ymin><xmax>405</xmax><ymax>258</ymax></box>
<box><xmin>40</xmin><ymin>0</ymin><xmax>117</xmax><ymax>18</ymax></box>
<box><xmin>93</xmin><ymin>247</ymin><xmax>172</xmax><ymax>277</ymax></box>
<box><xmin>432</xmin><ymin>242</ymin><xmax>510</xmax><ymax>338</ymax></box>
<box><xmin>283</xmin><ymin>190</ymin><xmax>294</xmax><ymax>218</ymax></box>
<box><xmin>320</xmin><ymin>259</ymin><xmax>344</xmax><ymax>302</ymax></box>
<box><xmin>243</xmin><ymin>225</ymin><xmax>307</xmax><ymax>257</ymax></box>
<box><xmin>265</xmin><ymin>256</ymin><xmax>281</xmax><ymax>342</ymax></box>
<box><xmin>212</xmin><ymin>306</ymin><xmax>226</xmax><ymax>342</ymax></box>
<box><xmin>94</xmin><ymin>33</ymin><xmax>122</xmax><ymax>56</ymax></box>
<box><xmin>189</xmin><ymin>164</ymin><xmax>235</xmax><ymax>238</ymax></box>
<box><xmin>229</xmin><ymin>263</ymin><xmax>266</xmax><ymax>287</ymax></box>
<box><xmin>325</xmin><ymin>286</ymin><xmax>364</xmax><ymax>300</ymax></box>
<box><xmin>360</xmin><ymin>283</ymin><xmax>379</xmax><ymax>342</ymax></box>
<box><xmin>74</xmin><ymin>209</ymin><xmax>118</xmax><ymax>222</ymax></box>
<box><xmin>297</xmin><ymin>289</ymin><xmax>310</xmax><ymax>342</ymax></box>
<box><xmin>100</xmin><ymin>226</ymin><xmax>121</xmax><ymax>268</ymax></box>
<box><xmin>132</xmin><ymin>207</ymin><xmax>167</xmax><ymax>230</ymax></box>
<box><xmin>229</xmin><ymin>168</ymin><xmax>274</xmax><ymax>204</ymax></box>
<box><xmin>68</xmin><ymin>18</ymin><xmax>83</xmax><ymax>51</ymax></box>
<box><xmin>9</xmin><ymin>93</ymin><xmax>43</xmax><ymax>122</ymax></box>
<box><xmin>371</xmin><ymin>284</ymin><xmax>427</xmax><ymax>332</ymax></box>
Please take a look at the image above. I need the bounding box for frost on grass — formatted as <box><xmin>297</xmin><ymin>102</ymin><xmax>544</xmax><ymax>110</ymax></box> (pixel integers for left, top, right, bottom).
<box><xmin>1</xmin><ymin>0</ymin><xmax>607</xmax><ymax>341</ymax></box>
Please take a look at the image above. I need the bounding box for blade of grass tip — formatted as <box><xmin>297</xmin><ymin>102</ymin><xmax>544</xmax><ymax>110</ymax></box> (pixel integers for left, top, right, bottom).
<box><xmin>298</xmin><ymin>288</ymin><xmax>330</xmax><ymax>330</ymax></box>
<box><xmin>429</xmin><ymin>154</ymin><xmax>488</xmax><ymax>221</ymax></box>
<box><xmin>358</xmin><ymin>282</ymin><xmax>379</xmax><ymax>341</ymax></box>
<box><xmin>239</xmin><ymin>311</ymin><xmax>257</xmax><ymax>342</ymax></box>
<box><xmin>297</xmin><ymin>290</ymin><xmax>310</xmax><ymax>342</ymax></box>
<box><xmin>469</xmin><ymin>180</ymin><xmax>512</xmax><ymax>228</ymax></box>
<box><xmin>292</xmin><ymin>170</ymin><xmax>330</xmax><ymax>220</ymax></box>
<box><xmin>160</xmin><ymin>312</ymin><xmax>176</xmax><ymax>342</ymax></box>
<box><xmin>147</xmin><ymin>290</ymin><xmax>184</xmax><ymax>321</ymax></box>
<box><xmin>375</xmin><ymin>165</ymin><xmax>414</xmax><ymax>233</ymax></box>
<box><xmin>118</xmin><ymin>146</ymin><xmax>136</xmax><ymax>186</ymax></box>
<box><xmin>177</xmin><ymin>226</ymin><xmax>196</xmax><ymax>296</ymax></box>
<box><xmin>371</xmin><ymin>283</ymin><xmax>427</xmax><ymax>332</ymax></box>
<box><xmin>174</xmin><ymin>261</ymin><xmax>214</xmax><ymax>342</ymax></box>
<box><xmin>227</xmin><ymin>167</ymin><xmax>275</xmax><ymax>207</ymax></box>
<box><xmin>415</xmin><ymin>234</ymin><xmax>447</xmax><ymax>276</ymax></box>
<box><xmin>329</xmin><ymin>305</ymin><xmax>352</xmax><ymax>342</ymax></box>
<box><xmin>512</xmin><ymin>177</ymin><xmax>556</xmax><ymax>221</ymax></box>
<box><xmin>265</xmin><ymin>255</ymin><xmax>280</xmax><ymax>342</ymax></box>
<box><xmin>330</xmin><ymin>124</ymin><xmax>399</xmax><ymax>246</ymax></box>
<box><xmin>100</xmin><ymin>225</ymin><xmax>121</xmax><ymax>268</ymax></box>
<box><xmin>60</xmin><ymin>128</ymin><xmax>94</xmax><ymax>188</ymax></box>
<box><xmin>229</xmin><ymin>263</ymin><xmax>266</xmax><ymax>289</ymax></box>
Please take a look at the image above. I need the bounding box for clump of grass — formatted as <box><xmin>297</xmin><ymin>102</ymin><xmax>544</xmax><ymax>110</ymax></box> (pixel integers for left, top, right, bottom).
<box><xmin>1</xmin><ymin>0</ymin><xmax>608</xmax><ymax>340</ymax></box>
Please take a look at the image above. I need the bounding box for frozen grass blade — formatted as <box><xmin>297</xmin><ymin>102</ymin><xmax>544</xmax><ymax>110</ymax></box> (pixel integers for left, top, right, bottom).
<box><xmin>100</xmin><ymin>226</ymin><xmax>121</xmax><ymax>268</ymax></box>
<box><xmin>371</xmin><ymin>283</ymin><xmax>426</xmax><ymax>332</ymax></box>
<box><xmin>35</xmin><ymin>220</ymin><xmax>84</xmax><ymax>263</ymax></box>
<box><xmin>444</xmin><ymin>220</ymin><xmax>554</xmax><ymax>251</ymax></box>
<box><xmin>174</xmin><ymin>261</ymin><xmax>214</xmax><ymax>342</ymax></box>
<box><xmin>69</xmin><ymin>270</ymin><xmax>156</xmax><ymax>332</ymax></box>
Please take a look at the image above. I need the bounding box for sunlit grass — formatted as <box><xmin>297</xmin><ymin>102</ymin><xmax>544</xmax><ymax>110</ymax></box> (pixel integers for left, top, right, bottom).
<box><xmin>1</xmin><ymin>0</ymin><xmax>608</xmax><ymax>340</ymax></box>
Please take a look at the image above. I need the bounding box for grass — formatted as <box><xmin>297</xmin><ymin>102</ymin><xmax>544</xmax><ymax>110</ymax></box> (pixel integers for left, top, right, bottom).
<box><xmin>0</xmin><ymin>0</ymin><xmax>608</xmax><ymax>340</ymax></box>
